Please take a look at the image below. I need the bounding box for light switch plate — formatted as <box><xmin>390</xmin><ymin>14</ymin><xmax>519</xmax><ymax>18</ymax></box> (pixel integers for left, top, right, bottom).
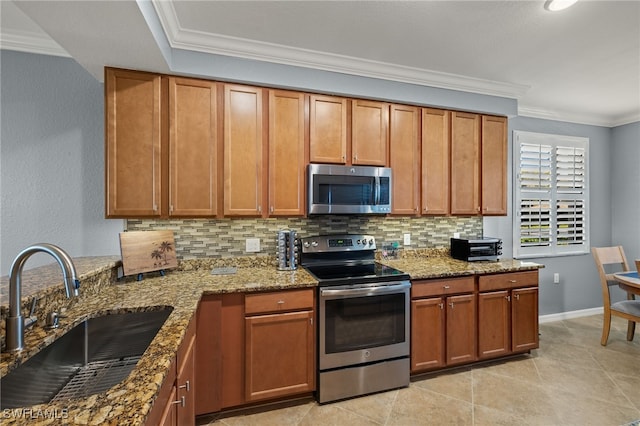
<box><xmin>246</xmin><ymin>238</ymin><xmax>261</xmax><ymax>253</ymax></box>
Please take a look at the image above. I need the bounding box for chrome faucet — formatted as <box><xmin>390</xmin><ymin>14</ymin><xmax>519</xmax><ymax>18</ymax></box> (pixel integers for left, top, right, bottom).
<box><xmin>6</xmin><ymin>243</ymin><xmax>80</xmax><ymax>352</ymax></box>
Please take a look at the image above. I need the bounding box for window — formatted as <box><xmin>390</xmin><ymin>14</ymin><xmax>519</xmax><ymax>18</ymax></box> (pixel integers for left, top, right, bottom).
<box><xmin>513</xmin><ymin>131</ymin><xmax>589</xmax><ymax>258</ymax></box>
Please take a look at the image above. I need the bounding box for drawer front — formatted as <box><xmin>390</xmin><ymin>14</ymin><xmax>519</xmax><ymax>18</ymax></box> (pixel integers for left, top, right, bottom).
<box><xmin>245</xmin><ymin>288</ymin><xmax>315</xmax><ymax>315</ymax></box>
<box><xmin>478</xmin><ymin>271</ymin><xmax>539</xmax><ymax>292</ymax></box>
<box><xmin>412</xmin><ymin>276</ymin><xmax>475</xmax><ymax>299</ymax></box>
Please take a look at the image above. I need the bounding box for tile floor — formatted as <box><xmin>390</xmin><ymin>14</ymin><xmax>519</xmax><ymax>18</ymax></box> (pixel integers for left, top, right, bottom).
<box><xmin>196</xmin><ymin>315</ymin><xmax>640</xmax><ymax>426</ymax></box>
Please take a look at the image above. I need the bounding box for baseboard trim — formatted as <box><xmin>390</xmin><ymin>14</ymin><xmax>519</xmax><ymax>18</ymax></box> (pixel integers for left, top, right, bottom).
<box><xmin>539</xmin><ymin>307</ymin><xmax>603</xmax><ymax>324</ymax></box>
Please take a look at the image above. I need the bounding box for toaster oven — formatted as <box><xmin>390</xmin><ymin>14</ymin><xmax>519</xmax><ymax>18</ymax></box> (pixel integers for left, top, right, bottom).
<box><xmin>451</xmin><ymin>237</ymin><xmax>502</xmax><ymax>262</ymax></box>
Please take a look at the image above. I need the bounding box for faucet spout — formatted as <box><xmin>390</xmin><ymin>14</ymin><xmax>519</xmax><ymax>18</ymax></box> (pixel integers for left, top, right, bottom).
<box><xmin>6</xmin><ymin>243</ymin><xmax>80</xmax><ymax>352</ymax></box>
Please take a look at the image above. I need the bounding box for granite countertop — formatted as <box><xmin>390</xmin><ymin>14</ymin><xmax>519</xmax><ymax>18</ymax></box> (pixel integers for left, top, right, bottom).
<box><xmin>0</xmin><ymin>258</ymin><xmax>317</xmax><ymax>425</ymax></box>
<box><xmin>0</xmin><ymin>253</ymin><xmax>541</xmax><ymax>425</ymax></box>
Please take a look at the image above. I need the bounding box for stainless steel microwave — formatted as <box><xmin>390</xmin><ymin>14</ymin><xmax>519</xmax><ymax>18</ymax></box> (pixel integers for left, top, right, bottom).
<box><xmin>307</xmin><ymin>164</ymin><xmax>392</xmax><ymax>214</ymax></box>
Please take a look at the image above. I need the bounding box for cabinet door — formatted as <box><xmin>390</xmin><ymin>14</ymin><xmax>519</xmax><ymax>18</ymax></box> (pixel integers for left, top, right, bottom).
<box><xmin>224</xmin><ymin>84</ymin><xmax>266</xmax><ymax>216</ymax></box>
<box><xmin>177</xmin><ymin>333</ymin><xmax>196</xmax><ymax>426</ymax></box>
<box><xmin>169</xmin><ymin>78</ymin><xmax>219</xmax><ymax>217</ymax></box>
<box><xmin>245</xmin><ymin>310</ymin><xmax>315</xmax><ymax>402</ymax></box>
<box><xmin>309</xmin><ymin>95</ymin><xmax>347</xmax><ymax>164</ymax></box>
<box><xmin>478</xmin><ymin>290</ymin><xmax>511</xmax><ymax>360</ymax></box>
<box><xmin>512</xmin><ymin>287</ymin><xmax>539</xmax><ymax>352</ymax></box>
<box><xmin>445</xmin><ymin>293</ymin><xmax>477</xmax><ymax>365</ymax></box>
<box><xmin>268</xmin><ymin>90</ymin><xmax>306</xmax><ymax>216</ymax></box>
<box><xmin>221</xmin><ymin>294</ymin><xmax>245</xmax><ymax>409</ymax></box>
<box><xmin>411</xmin><ymin>297</ymin><xmax>445</xmax><ymax>372</ymax></box>
<box><xmin>195</xmin><ymin>296</ymin><xmax>221</xmax><ymax>415</ymax></box>
<box><xmin>450</xmin><ymin>112</ymin><xmax>481</xmax><ymax>215</ymax></box>
<box><xmin>390</xmin><ymin>104</ymin><xmax>420</xmax><ymax>215</ymax></box>
<box><xmin>481</xmin><ymin>115</ymin><xmax>507</xmax><ymax>215</ymax></box>
<box><xmin>351</xmin><ymin>100</ymin><xmax>389</xmax><ymax>166</ymax></box>
<box><xmin>421</xmin><ymin>108</ymin><xmax>450</xmax><ymax>215</ymax></box>
<box><xmin>158</xmin><ymin>386</ymin><xmax>178</xmax><ymax>426</ymax></box>
<box><xmin>105</xmin><ymin>68</ymin><xmax>162</xmax><ymax>217</ymax></box>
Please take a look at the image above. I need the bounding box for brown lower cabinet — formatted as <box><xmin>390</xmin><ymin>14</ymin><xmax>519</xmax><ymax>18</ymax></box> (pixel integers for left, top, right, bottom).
<box><xmin>411</xmin><ymin>277</ymin><xmax>477</xmax><ymax>372</ymax></box>
<box><xmin>194</xmin><ymin>289</ymin><xmax>316</xmax><ymax>415</ymax></box>
<box><xmin>478</xmin><ymin>271</ymin><xmax>539</xmax><ymax>359</ymax></box>
<box><xmin>411</xmin><ymin>271</ymin><xmax>539</xmax><ymax>374</ymax></box>
<box><xmin>147</xmin><ymin>315</ymin><xmax>196</xmax><ymax>426</ymax></box>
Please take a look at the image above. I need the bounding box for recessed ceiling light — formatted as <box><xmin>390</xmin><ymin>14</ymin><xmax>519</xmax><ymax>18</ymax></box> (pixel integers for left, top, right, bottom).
<box><xmin>544</xmin><ymin>0</ymin><xmax>579</xmax><ymax>12</ymax></box>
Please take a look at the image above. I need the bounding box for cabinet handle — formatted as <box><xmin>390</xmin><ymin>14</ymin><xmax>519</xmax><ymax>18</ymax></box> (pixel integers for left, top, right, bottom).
<box><xmin>170</xmin><ymin>205</ymin><xmax>174</xmax><ymax>213</ymax></box>
<box><xmin>443</xmin><ymin>285</ymin><xmax>451</xmax><ymax>289</ymax></box>
<box><xmin>179</xmin><ymin>380</ymin><xmax>190</xmax><ymax>392</ymax></box>
<box><xmin>153</xmin><ymin>204</ymin><xmax>158</xmax><ymax>212</ymax></box>
<box><xmin>449</xmin><ymin>302</ymin><xmax>454</xmax><ymax>309</ymax></box>
<box><xmin>354</xmin><ymin>155</ymin><xmax>358</xmax><ymax>161</ymax></box>
<box><xmin>515</xmin><ymin>294</ymin><xmax>520</xmax><ymax>301</ymax></box>
<box><xmin>438</xmin><ymin>303</ymin><xmax>444</xmax><ymax>310</ymax></box>
<box><xmin>506</xmin><ymin>295</ymin><xmax>511</xmax><ymax>302</ymax></box>
<box><xmin>270</xmin><ymin>206</ymin><xmax>274</xmax><ymax>213</ymax></box>
<box><xmin>477</xmin><ymin>206</ymin><xmax>480</xmax><ymax>212</ymax></box>
<box><xmin>415</xmin><ymin>206</ymin><xmax>419</xmax><ymax>212</ymax></box>
<box><xmin>277</xmin><ymin>300</ymin><xmax>285</xmax><ymax>305</ymax></box>
<box><xmin>310</xmin><ymin>317</ymin><xmax>313</xmax><ymax>325</ymax></box>
<box><xmin>258</xmin><ymin>205</ymin><xmax>262</xmax><ymax>213</ymax></box>
<box><xmin>172</xmin><ymin>396</ymin><xmax>186</xmax><ymax>407</ymax></box>
<box><xmin>509</xmin><ymin>280</ymin><xmax>517</xmax><ymax>283</ymax></box>
<box><xmin>424</xmin><ymin>206</ymin><xmax>428</xmax><ymax>212</ymax></box>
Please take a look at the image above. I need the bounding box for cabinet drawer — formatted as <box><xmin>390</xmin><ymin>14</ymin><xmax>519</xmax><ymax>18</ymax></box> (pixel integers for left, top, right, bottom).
<box><xmin>412</xmin><ymin>276</ymin><xmax>475</xmax><ymax>298</ymax></box>
<box><xmin>245</xmin><ymin>288</ymin><xmax>315</xmax><ymax>315</ymax></box>
<box><xmin>478</xmin><ymin>271</ymin><xmax>538</xmax><ymax>292</ymax></box>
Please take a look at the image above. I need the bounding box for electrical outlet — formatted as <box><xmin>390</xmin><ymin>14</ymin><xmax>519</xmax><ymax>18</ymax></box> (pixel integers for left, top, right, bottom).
<box><xmin>553</xmin><ymin>273</ymin><xmax>560</xmax><ymax>284</ymax></box>
<box><xmin>246</xmin><ymin>238</ymin><xmax>261</xmax><ymax>253</ymax></box>
<box><xmin>403</xmin><ymin>233</ymin><xmax>411</xmax><ymax>246</ymax></box>
<box><xmin>453</xmin><ymin>232</ymin><xmax>461</xmax><ymax>239</ymax></box>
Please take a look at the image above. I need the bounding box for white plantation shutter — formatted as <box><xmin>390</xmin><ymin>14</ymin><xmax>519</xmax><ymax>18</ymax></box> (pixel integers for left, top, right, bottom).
<box><xmin>513</xmin><ymin>131</ymin><xmax>589</xmax><ymax>258</ymax></box>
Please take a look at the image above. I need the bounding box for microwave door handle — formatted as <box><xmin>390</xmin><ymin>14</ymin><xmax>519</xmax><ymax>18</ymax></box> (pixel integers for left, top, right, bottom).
<box><xmin>374</xmin><ymin>176</ymin><xmax>380</xmax><ymax>205</ymax></box>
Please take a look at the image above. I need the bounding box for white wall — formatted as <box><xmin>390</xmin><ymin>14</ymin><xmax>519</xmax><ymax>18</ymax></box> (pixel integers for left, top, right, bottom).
<box><xmin>0</xmin><ymin>50</ymin><xmax>123</xmax><ymax>275</ymax></box>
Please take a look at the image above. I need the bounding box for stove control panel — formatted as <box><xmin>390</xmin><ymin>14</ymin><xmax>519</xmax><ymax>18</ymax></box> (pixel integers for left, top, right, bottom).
<box><xmin>301</xmin><ymin>234</ymin><xmax>376</xmax><ymax>253</ymax></box>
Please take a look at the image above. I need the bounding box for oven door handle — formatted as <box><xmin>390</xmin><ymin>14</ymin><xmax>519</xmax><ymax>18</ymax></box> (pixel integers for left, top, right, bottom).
<box><xmin>320</xmin><ymin>281</ymin><xmax>411</xmax><ymax>297</ymax></box>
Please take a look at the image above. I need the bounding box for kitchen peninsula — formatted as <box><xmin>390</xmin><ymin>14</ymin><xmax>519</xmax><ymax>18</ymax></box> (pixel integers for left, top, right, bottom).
<box><xmin>0</xmin><ymin>252</ymin><xmax>541</xmax><ymax>425</ymax></box>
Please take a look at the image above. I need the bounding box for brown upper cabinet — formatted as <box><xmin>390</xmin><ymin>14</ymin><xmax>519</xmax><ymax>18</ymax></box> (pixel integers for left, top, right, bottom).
<box><xmin>168</xmin><ymin>77</ymin><xmax>220</xmax><ymax>217</ymax></box>
<box><xmin>106</xmin><ymin>67</ymin><xmax>508</xmax><ymax>219</ymax></box>
<box><xmin>351</xmin><ymin>100</ymin><xmax>389</xmax><ymax>166</ymax></box>
<box><xmin>481</xmin><ymin>115</ymin><xmax>508</xmax><ymax>215</ymax></box>
<box><xmin>390</xmin><ymin>104</ymin><xmax>420</xmax><ymax>215</ymax></box>
<box><xmin>268</xmin><ymin>90</ymin><xmax>307</xmax><ymax>216</ymax></box>
<box><xmin>105</xmin><ymin>68</ymin><xmax>162</xmax><ymax>217</ymax></box>
<box><xmin>421</xmin><ymin>108</ymin><xmax>451</xmax><ymax>215</ymax></box>
<box><xmin>309</xmin><ymin>94</ymin><xmax>348</xmax><ymax>164</ymax></box>
<box><xmin>450</xmin><ymin>111</ymin><xmax>481</xmax><ymax>215</ymax></box>
<box><xmin>224</xmin><ymin>84</ymin><xmax>267</xmax><ymax>216</ymax></box>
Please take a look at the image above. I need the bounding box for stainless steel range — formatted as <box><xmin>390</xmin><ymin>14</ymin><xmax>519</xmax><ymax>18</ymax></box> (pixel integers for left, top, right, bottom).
<box><xmin>300</xmin><ymin>234</ymin><xmax>411</xmax><ymax>403</ymax></box>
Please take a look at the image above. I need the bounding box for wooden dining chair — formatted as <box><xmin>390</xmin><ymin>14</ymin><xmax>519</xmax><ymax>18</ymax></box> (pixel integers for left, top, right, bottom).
<box><xmin>591</xmin><ymin>246</ymin><xmax>640</xmax><ymax>345</ymax></box>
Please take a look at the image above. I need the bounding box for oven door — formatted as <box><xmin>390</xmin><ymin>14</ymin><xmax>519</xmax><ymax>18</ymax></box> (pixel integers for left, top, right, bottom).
<box><xmin>318</xmin><ymin>280</ymin><xmax>410</xmax><ymax>370</ymax></box>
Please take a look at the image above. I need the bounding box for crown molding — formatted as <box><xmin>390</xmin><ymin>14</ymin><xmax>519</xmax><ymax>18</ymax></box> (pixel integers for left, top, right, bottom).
<box><xmin>152</xmin><ymin>0</ymin><xmax>529</xmax><ymax>100</ymax></box>
<box><xmin>518</xmin><ymin>104</ymin><xmax>640</xmax><ymax>128</ymax></box>
<box><xmin>0</xmin><ymin>29</ymin><xmax>69</xmax><ymax>58</ymax></box>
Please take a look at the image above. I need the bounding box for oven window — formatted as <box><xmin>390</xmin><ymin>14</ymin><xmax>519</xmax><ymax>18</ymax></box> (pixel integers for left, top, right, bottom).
<box><xmin>324</xmin><ymin>293</ymin><xmax>405</xmax><ymax>353</ymax></box>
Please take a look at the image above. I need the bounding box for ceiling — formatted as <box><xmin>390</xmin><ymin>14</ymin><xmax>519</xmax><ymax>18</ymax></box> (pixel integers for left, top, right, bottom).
<box><xmin>2</xmin><ymin>0</ymin><xmax>639</xmax><ymax>127</ymax></box>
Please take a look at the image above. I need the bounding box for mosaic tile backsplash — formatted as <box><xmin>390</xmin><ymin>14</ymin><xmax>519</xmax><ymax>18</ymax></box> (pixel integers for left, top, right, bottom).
<box><xmin>126</xmin><ymin>216</ymin><xmax>482</xmax><ymax>259</ymax></box>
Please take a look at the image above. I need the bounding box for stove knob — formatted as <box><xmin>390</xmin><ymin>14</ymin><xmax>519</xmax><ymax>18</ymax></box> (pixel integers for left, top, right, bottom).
<box><xmin>311</xmin><ymin>241</ymin><xmax>319</xmax><ymax>247</ymax></box>
<box><xmin>303</xmin><ymin>241</ymin><xmax>310</xmax><ymax>248</ymax></box>
<box><xmin>361</xmin><ymin>239</ymin><xmax>368</xmax><ymax>245</ymax></box>
<box><xmin>368</xmin><ymin>239</ymin><xmax>374</xmax><ymax>246</ymax></box>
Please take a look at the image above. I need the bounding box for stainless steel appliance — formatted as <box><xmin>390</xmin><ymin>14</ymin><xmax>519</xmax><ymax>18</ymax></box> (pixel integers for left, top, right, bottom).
<box><xmin>450</xmin><ymin>236</ymin><xmax>503</xmax><ymax>261</ymax></box>
<box><xmin>307</xmin><ymin>164</ymin><xmax>392</xmax><ymax>215</ymax></box>
<box><xmin>300</xmin><ymin>234</ymin><xmax>410</xmax><ymax>403</ymax></box>
<box><xmin>276</xmin><ymin>229</ymin><xmax>298</xmax><ymax>270</ymax></box>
